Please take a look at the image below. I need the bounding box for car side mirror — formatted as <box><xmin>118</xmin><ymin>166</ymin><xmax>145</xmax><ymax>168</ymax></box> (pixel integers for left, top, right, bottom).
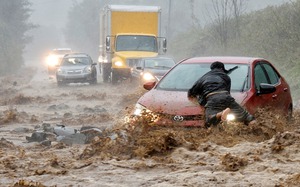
<box><xmin>143</xmin><ymin>81</ymin><xmax>156</xmax><ymax>90</ymax></box>
<box><xmin>257</xmin><ymin>83</ymin><xmax>276</xmax><ymax>95</ymax></box>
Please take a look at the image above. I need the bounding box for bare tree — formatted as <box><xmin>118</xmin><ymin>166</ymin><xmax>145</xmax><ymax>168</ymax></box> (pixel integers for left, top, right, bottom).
<box><xmin>189</xmin><ymin>0</ymin><xmax>201</xmax><ymax>29</ymax></box>
<box><xmin>232</xmin><ymin>0</ymin><xmax>248</xmax><ymax>37</ymax></box>
<box><xmin>209</xmin><ymin>0</ymin><xmax>247</xmax><ymax>50</ymax></box>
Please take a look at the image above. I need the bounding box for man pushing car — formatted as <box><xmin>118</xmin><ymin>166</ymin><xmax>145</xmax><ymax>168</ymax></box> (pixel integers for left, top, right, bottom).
<box><xmin>187</xmin><ymin>61</ymin><xmax>256</xmax><ymax>128</ymax></box>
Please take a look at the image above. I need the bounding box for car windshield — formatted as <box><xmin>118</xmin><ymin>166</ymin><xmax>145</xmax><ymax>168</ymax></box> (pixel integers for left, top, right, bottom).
<box><xmin>157</xmin><ymin>63</ymin><xmax>250</xmax><ymax>92</ymax></box>
<box><xmin>116</xmin><ymin>35</ymin><xmax>157</xmax><ymax>52</ymax></box>
<box><xmin>61</xmin><ymin>57</ymin><xmax>91</xmax><ymax>66</ymax></box>
<box><xmin>145</xmin><ymin>59</ymin><xmax>175</xmax><ymax>69</ymax></box>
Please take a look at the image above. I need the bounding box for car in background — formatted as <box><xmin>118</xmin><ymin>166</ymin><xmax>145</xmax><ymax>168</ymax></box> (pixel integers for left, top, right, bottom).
<box><xmin>131</xmin><ymin>56</ymin><xmax>176</xmax><ymax>84</ymax></box>
<box><xmin>131</xmin><ymin>56</ymin><xmax>293</xmax><ymax>127</ymax></box>
<box><xmin>46</xmin><ymin>48</ymin><xmax>72</xmax><ymax>76</ymax></box>
<box><xmin>56</xmin><ymin>53</ymin><xmax>97</xmax><ymax>86</ymax></box>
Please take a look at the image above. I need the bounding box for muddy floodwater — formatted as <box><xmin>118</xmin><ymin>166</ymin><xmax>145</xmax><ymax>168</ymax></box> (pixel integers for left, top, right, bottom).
<box><xmin>1</xmin><ymin>64</ymin><xmax>300</xmax><ymax>187</ymax></box>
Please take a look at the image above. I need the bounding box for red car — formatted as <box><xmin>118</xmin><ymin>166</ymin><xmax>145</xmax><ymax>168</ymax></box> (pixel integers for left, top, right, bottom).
<box><xmin>132</xmin><ymin>56</ymin><xmax>293</xmax><ymax>127</ymax></box>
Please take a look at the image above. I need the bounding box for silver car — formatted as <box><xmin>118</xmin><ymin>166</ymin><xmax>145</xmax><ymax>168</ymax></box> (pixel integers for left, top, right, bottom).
<box><xmin>56</xmin><ymin>53</ymin><xmax>97</xmax><ymax>86</ymax></box>
<box><xmin>131</xmin><ymin>56</ymin><xmax>176</xmax><ymax>84</ymax></box>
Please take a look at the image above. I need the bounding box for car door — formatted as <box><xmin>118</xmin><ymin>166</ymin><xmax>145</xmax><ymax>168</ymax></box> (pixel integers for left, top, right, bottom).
<box><xmin>252</xmin><ymin>61</ymin><xmax>283</xmax><ymax>112</ymax></box>
<box><xmin>260</xmin><ymin>62</ymin><xmax>291</xmax><ymax>112</ymax></box>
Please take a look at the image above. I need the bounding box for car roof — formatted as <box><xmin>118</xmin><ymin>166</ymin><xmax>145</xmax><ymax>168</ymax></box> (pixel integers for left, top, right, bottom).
<box><xmin>63</xmin><ymin>53</ymin><xmax>91</xmax><ymax>58</ymax></box>
<box><xmin>181</xmin><ymin>56</ymin><xmax>266</xmax><ymax>65</ymax></box>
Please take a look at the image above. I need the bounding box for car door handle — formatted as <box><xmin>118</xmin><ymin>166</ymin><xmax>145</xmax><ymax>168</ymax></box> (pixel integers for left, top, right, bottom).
<box><xmin>284</xmin><ymin>88</ymin><xmax>288</xmax><ymax>92</ymax></box>
<box><xmin>272</xmin><ymin>94</ymin><xmax>277</xmax><ymax>98</ymax></box>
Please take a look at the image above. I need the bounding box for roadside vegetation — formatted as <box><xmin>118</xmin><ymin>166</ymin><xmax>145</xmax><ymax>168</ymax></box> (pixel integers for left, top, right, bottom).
<box><xmin>169</xmin><ymin>0</ymin><xmax>300</xmax><ymax>100</ymax></box>
<box><xmin>0</xmin><ymin>0</ymin><xmax>35</xmax><ymax>76</ymax></box>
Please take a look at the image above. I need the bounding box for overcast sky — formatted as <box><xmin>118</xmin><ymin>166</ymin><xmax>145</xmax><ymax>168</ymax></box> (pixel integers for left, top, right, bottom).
<box><xmin>29</xmin><ymin>0</ymin><xmax>82</xmax><ymax>29</ymax></box>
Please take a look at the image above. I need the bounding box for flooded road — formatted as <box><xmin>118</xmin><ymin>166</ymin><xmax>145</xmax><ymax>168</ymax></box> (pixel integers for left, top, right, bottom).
<box><xmin>1</xmin><ymin>64</ymin><xmax>300</xmax><ymax>186</ymax></box>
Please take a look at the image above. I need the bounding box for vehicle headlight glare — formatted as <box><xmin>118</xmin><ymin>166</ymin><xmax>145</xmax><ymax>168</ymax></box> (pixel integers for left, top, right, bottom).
<box><xmin>134</xmin><ymin>108</ymin><xmax>142</xmax><ymax>116</ymax></box>
<box><xmin>114</xmin><ymin>61</ymin><xmax>123</xmax><ymax>67</ymax></box>
<box><xmin>134</xmin><ymin>103</ymin><xmax>145</xmax><ymax>116</ymax></box>
<box><xmin>47</xmin><ymin>55</ymin><xmax>59</xmax><ymax>66</ymax></box>
<box><xmin>143</xmin><ymin>72</ymin><xmax>155</xmax><ymax>81</ymax></box>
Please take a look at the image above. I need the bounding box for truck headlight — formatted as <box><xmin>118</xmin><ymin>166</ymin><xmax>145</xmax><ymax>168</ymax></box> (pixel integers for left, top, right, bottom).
<box><xmin>114</xmin><ymin>61</ymin><xmax>123</xmax><ymax>67</ymax></box>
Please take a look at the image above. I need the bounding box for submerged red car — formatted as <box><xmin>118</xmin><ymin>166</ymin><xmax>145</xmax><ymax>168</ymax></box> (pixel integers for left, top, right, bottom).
<box><xmin>132</xmin><ymin>56</ymin><xmax>293</xmax><ymax>127</ymax></box>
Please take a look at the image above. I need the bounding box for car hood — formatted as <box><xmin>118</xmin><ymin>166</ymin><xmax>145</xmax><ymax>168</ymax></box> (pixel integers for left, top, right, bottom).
<box><xmin>138</xmin><ymin>89</ymin><xmax>248</xmax><ymax>115</ymax></box>
<box><xmin>144</xmin><ymin>68</ymin><xmax>171</xmax><ymax>76</ymax></box>
<box><xmin>59</xmin><ymin>65</ymin><xmax>88</xmax><ymax>70</ymax></box>
<box><xmin>138</xmin><ymin>89</ymin><xmax>204</xmax><ymax>115</ymax></box>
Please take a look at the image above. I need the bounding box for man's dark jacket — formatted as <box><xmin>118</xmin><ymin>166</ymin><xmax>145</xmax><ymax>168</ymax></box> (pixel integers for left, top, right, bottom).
<box><xmin>188</xmin><ymin>69</ymin><xmax>231</xmax><ymax>106</ymax></box>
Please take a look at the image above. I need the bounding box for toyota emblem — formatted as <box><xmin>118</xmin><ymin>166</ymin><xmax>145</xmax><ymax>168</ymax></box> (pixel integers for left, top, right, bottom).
<box><xmin>173</xmin><ymin>115</ymin><xmax>184</xmax><ymax>122</ymax></box>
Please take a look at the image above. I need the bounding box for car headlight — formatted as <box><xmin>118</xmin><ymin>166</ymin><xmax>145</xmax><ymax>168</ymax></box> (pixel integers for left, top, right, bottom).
<box><xmin>57</xmin><ymin>68</ymin><xmax>65</xmax><ymax>74</ymax></box>
<box><xmin>142</xmin><ymin>72</ymin><xmax>155</xmax><ymax>81</ymax></box>
<box><xmin>133</xmin><ymin>103</ymin><xmax>150</xmax><ymax>116</ymax></box>
<box><xmin>46</xmin><ymin>55</ymin><xmax>59</xmax><ymax>67</ymax></box>
<box><xmin>84</xmin><ymin>66</ymin><xmax>92</xmax><ymax>73</ymax></box>
<box><xmin>128</xmin><ymin>103</ymin><xmax>159</xmax><ymax>124</ymax></box>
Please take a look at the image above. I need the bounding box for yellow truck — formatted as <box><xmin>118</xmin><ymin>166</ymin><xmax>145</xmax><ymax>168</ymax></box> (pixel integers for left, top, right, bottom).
<box><xmin>98</xmin><ymin>5</ymin><xmax>167</xmax><ymax>84</ymax></box>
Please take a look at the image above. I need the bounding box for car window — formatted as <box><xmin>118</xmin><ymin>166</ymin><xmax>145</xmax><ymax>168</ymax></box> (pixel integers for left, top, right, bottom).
<box><xmin>254</xmin><ymin>63</ymin><xmax>269</xmax><ymax>90</ymax></box>
<box><xmin>145</xmin><ymin>60</ymin><xmax>155</xmax><ymax>68</ymax></box>
<box><xmin>145</xmin><ymin>59</ymin><xmax>175</xmax><ymax>69</ymax></box>
<box><xmin>61</xmin><ymin>57</ymin><xmax>91</xmax><ymax>66</ymax></box>
<box><xmin>261</xmin><ymin>63</ymin><xmax>279</xmax><ymax>85</ymax></box>
<box><xmin>228</xmin><ymin>65</ymin><xmax>250</xmax><ymax>91</ymax></box>
<box><xmin>157</xmin><ymin>63</ymin><xmax>249</xmax><ymax>91</ymax></box>
<box><xmin>136</xmin><ymin>60</ymin><xmax>142</xmax><ymax>67</ymax></box>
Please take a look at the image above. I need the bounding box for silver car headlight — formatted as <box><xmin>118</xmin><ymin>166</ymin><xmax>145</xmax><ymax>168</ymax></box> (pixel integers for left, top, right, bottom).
<box><xmin>57</xmin><ymin>68</ymin><xmax>65</xmax><ymax>74</ymax></box>
<box><xmin>83</xmin><ymin>66</ymin><xmax>92</xmax><ymax>73</ymax></box>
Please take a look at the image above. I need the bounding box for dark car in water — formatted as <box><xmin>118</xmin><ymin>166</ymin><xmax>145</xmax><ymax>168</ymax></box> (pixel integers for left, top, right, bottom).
<box><xmin>56</xmin><ymin>53</ymin><xmax>97</xmax><ymax>86</ymax></box>
<box><xmin>131</xmin><ymin>56</ymin><xmax>293</xmax><ymax>127</ymax></box>
<box><xmin>131</xmin><ymin>56</ymin><xmax>176</xmax><ymax>84</ymax></box>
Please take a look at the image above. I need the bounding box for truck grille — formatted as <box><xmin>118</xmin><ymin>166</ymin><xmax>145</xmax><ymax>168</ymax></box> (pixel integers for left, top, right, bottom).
<box><xmin>126</xmin><ymin>58</ymin><xmax>141</xmax><ymax>67</ymax></box>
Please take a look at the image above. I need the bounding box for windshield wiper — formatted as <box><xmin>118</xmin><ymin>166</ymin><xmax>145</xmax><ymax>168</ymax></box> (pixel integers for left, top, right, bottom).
<box><xmin>226</xmin><ymin>66</ymin><xmax>238</xmax><ymax>75</ymax></box>
<box><xmin>240</xmin><ymin>69</ymin><xmax>249</xmax><ymax>92</ymax></box>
